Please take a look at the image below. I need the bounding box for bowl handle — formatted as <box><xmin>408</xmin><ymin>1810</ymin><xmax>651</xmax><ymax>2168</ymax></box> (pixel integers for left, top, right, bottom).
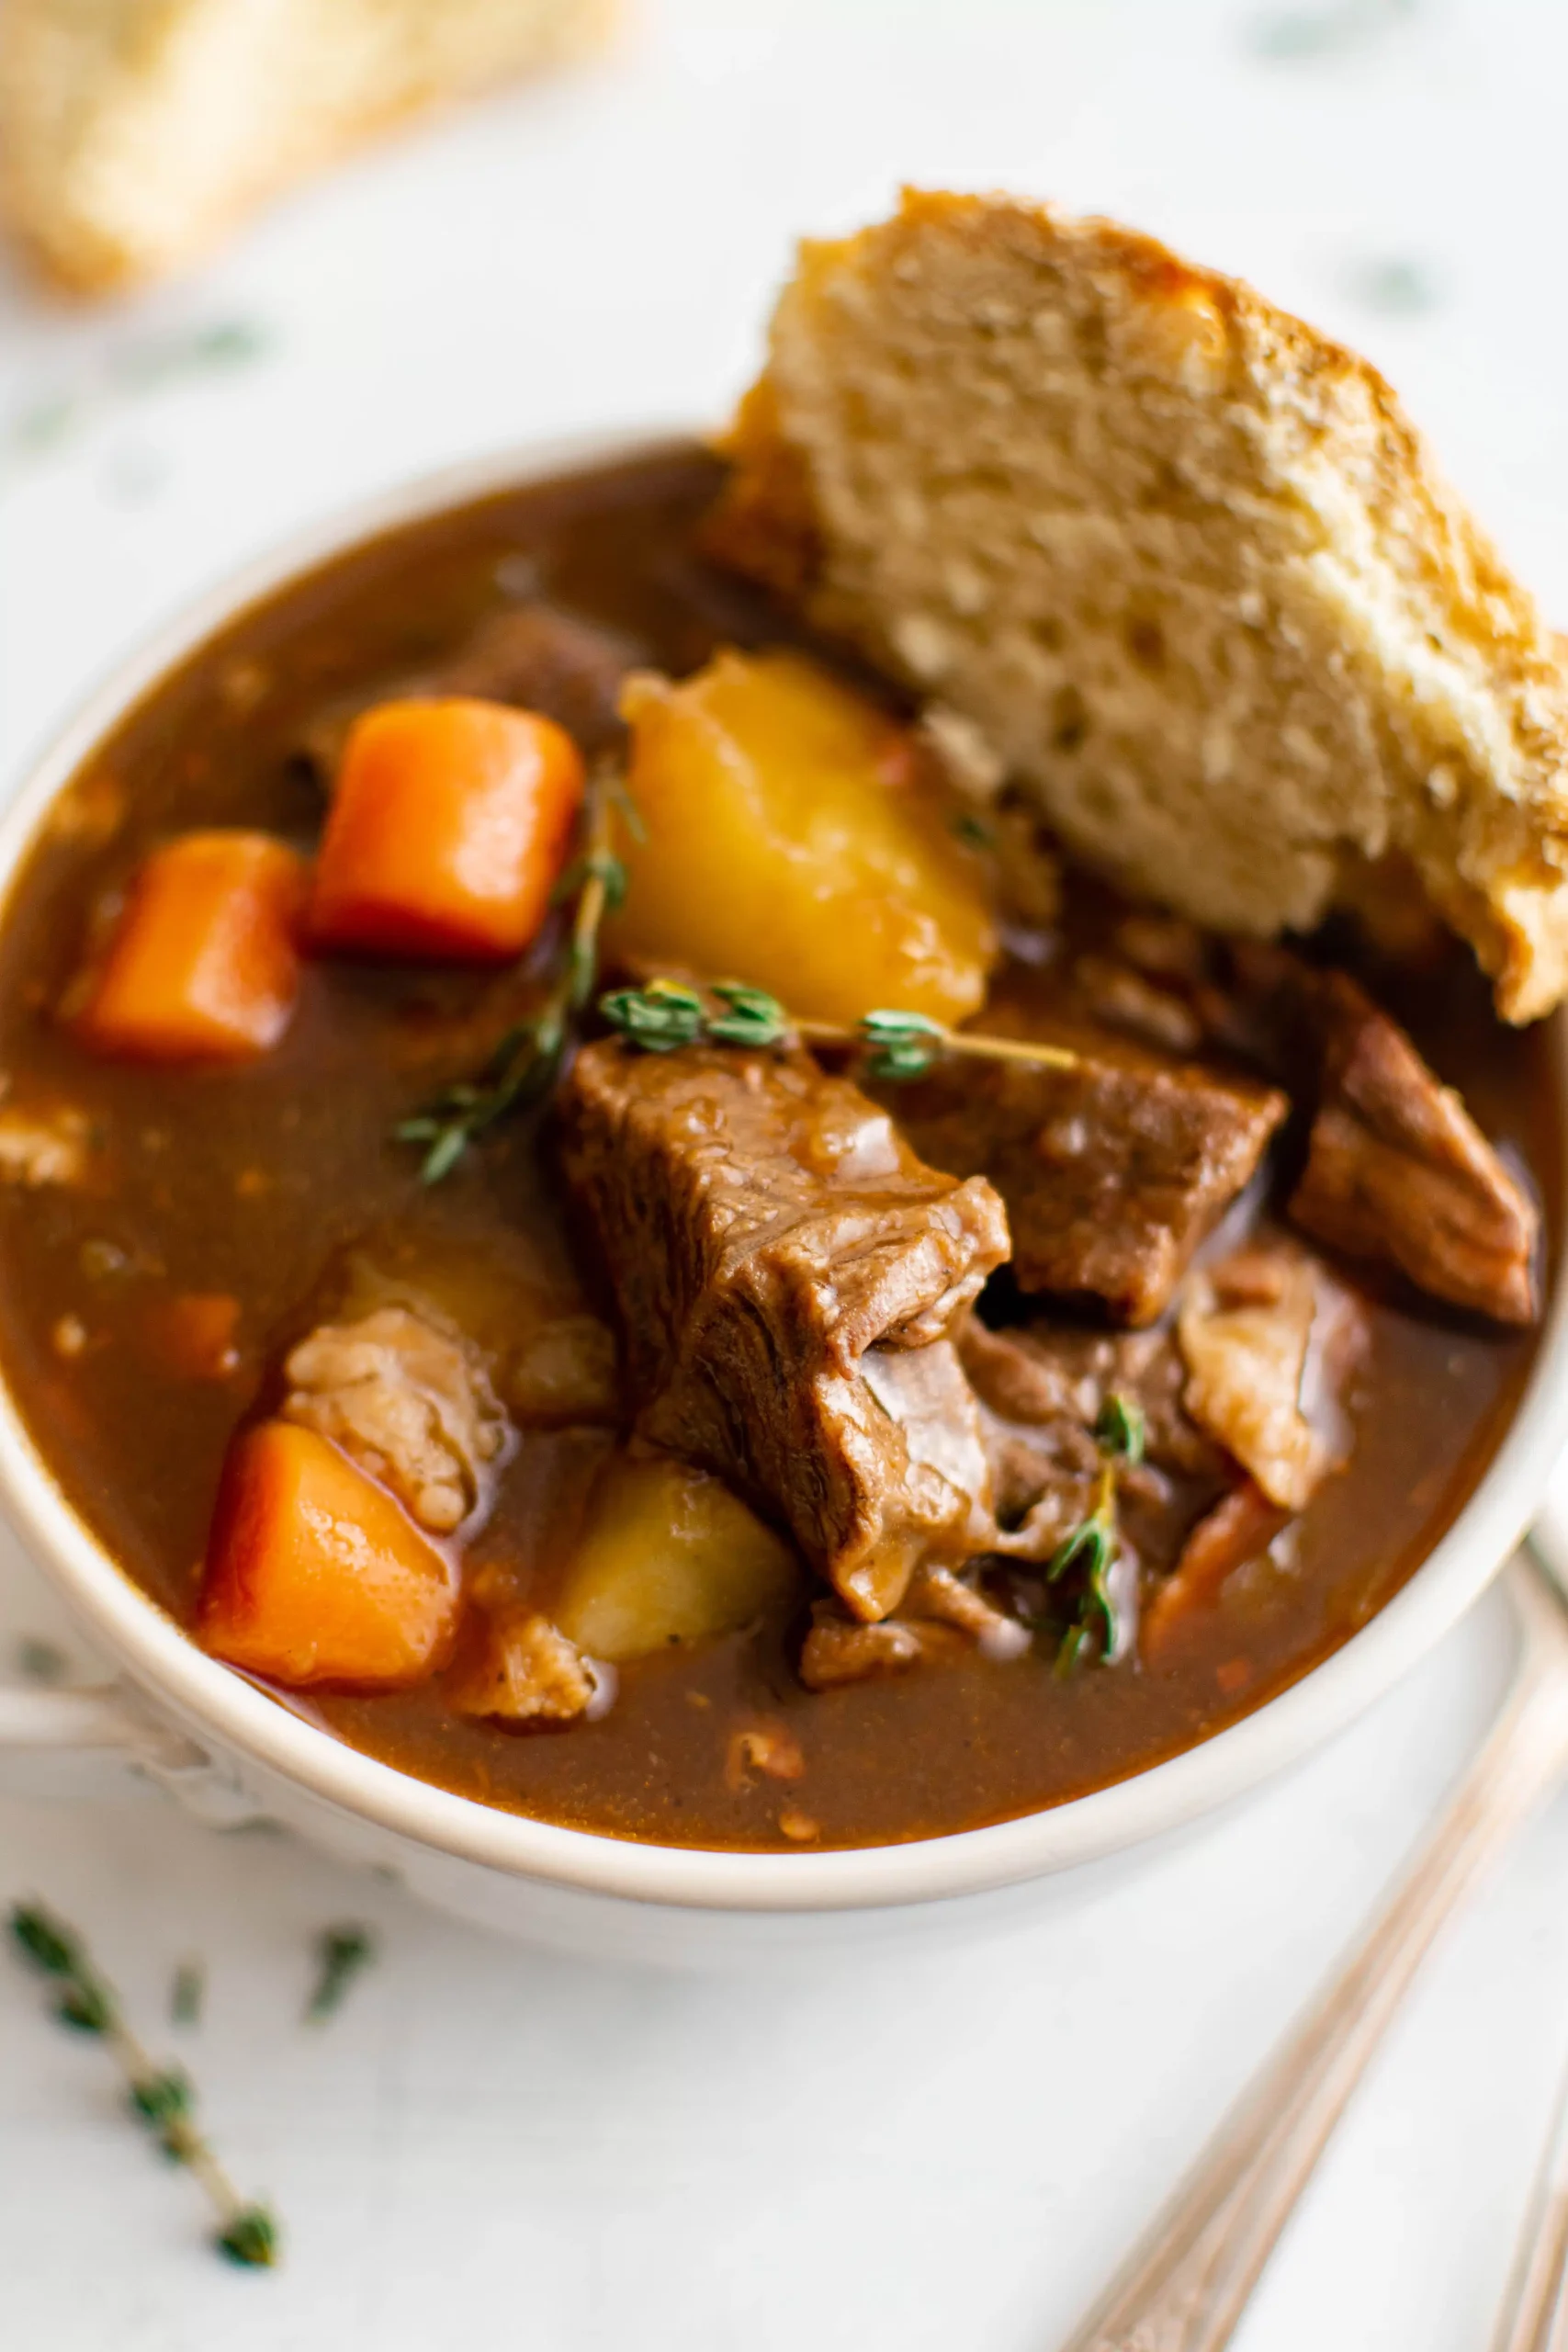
<box><xmin>0</xmin><ymin>1678</ymin><xmax>270</xmax><ymax>1824</ymax></box>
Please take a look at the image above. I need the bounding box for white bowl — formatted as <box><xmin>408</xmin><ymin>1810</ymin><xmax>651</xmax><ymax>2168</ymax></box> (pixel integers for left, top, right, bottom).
<box><xmin>1</xmin><ymin>429</ymin><xmax>1565</xmax><ymax>1968</ymax></box>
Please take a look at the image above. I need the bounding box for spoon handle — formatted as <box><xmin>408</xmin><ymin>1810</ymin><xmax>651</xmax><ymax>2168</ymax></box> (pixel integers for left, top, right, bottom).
<box><xmin>1057</xmin><ymin>1551</ymin><xmax>1568</xmax><ymax>2352</ymax></box>
<box><xmin>1492</xmin><ymin>2054</ymin><xmax>1568</xmax><ymax>2352</ymax></box>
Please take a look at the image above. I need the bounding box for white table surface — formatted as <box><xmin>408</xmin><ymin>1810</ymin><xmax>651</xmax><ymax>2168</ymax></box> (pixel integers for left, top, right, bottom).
<box><xmin>5</xmin><ymin>1</ymin><xmax>1568</xmax><ymax>2342</ymax></box>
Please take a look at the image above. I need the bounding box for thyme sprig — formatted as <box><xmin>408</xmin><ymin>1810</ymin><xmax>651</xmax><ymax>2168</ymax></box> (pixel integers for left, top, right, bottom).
<box><xmin>397</xmin><ymin>764</ymin><xmax>626</xmax><ymax>1182</ymax></box>
<box><xmin>597</xmin><ymin>979</ymin><xmax>1080</xmax><ymax>1083</ymax></box>
<box><xmin>305</xmin><ymin>1924</ymin><xmax>377</xmax><ymax>2023</ymax></box>
<box><xmin>8</xmin><ymin>1902</ymin><xmax>277</xmax><ymax>2267</ymax></box>
<box><xmin>1048</xmin><ymin>1394</ymin><xmax>1145</xmax><ymax>1675</ymax></box>
<box><xmin>170</xmin><ymin>1961</ymin><xmax>204</xmax><ymax>2028</ymax></box>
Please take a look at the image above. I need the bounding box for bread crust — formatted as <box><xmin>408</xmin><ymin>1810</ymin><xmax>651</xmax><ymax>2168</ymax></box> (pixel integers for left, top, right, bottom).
<box><xmin>711</xmin><ymin>189</ymin><xmax>1568</xmax><ymax>1023</ymax></box>
<box><xmin>0</xmin><ymin>0</ymin><xmax>615</xmax><ymax>292</ymax></box>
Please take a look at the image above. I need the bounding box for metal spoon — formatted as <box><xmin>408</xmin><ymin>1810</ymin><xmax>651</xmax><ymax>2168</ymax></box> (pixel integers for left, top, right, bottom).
<box><xmin>1056</xmin><ymin>1545</ymin><xmax>1568</xmax><ymax>2351</ymax></box>
<box><xmin>1490</xmin><ymin>2027</ymin><xmax>1568</xmax><ymax>2350</ymax></box>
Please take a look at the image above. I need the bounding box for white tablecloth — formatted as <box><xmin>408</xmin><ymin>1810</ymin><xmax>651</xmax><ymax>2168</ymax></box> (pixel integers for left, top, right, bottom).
<box><xmin>4</xmin><ymin>4</ymin><xmax>1568</xmax><ymax>2342</ymax></box>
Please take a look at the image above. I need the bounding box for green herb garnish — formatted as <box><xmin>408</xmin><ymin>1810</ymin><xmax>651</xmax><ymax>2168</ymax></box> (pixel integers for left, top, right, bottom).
<box><xmin>596</xmin><ymin>976</ymin><xmax>707</xmax><ymax>1052</ymax></box>
<box><xmin>1094</xmin><ymin>1393</ymin><xmax>1145</xmax><ymax>1468</ymax></box>
<box><xmin>115</xmin><ymin>319</ymin><xmax>274</xmax><ymax>390</ymax></box>
<box><xmin>950</xmin><ymin>811</ymin><xmax>995</xmax><ymax>851</ymax></box>
<box><xmin>1046</xmin><ymin>1391</ymin><xmax>1145</xmax><ymax>1672</ymax></box>
<box><xmin>599</xmin><ymin>980</ymin><xmax>1079</xmax><ymax>1082</ymax></box>
<box><xmin>15</xmin><ymin>1635</ymin><xmax>68</xmax><ymax>1684</ymax></box>
<box><xmin>9</xmin><ymin>1902</ymin><xmax>277</xmax><ymax>2267</ymax></box>
<box><xmin>857</xmin><ymin>1009</ymin><xmax>946</xmax><ymax>1081</ymax></box>
<box><xmin>397</xmin><ymin>763</ymin><xmax>626</xmax><ymax>1182</ymax></box>
<box><xmin>170</xmin><ymin>1961</ymin><xmax>204</xmax><ymax>2028</ymax></box>
<box><xmin>306</xmin><ymin>1924</ymin><xmax>377</xmax><ymax>2023</ymax></box>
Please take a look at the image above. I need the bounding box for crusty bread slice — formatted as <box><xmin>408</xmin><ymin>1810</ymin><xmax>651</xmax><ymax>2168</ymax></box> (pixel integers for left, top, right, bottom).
<box><xmin>711</xmin><ymin>189</ymin><xmax>1568</xmax><ymax>1023</ymax></box>
<box><xmin>0</xmin><ymin>0</ymin><xmax>614</xmax><ymax>292</ymax></box>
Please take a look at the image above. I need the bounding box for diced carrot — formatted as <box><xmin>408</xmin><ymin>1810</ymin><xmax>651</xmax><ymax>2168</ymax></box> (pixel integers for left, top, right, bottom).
<box><xmin>310</xmin><ymin>697</ymin><xmax>585</xmax><ymax>961</ymax></box>
<box><xmin>148</xmin><ymin>1293</ymin><xmax>242</xmax><ymax>1381</ymax></box>
<box><xmin>74</xmin><ymin>831</ymin><xmax>307</xmax><ymax>1063</ymax></box>
<box><xmin>1140</xmin><ymin>1480</ymin><xmax>1290</xmax><ymax>1664</ymax></box>
<box><xmin>197</xmin><ymin>1419</ymin><xmax>457</xmax><ymax>1688</ymax></box>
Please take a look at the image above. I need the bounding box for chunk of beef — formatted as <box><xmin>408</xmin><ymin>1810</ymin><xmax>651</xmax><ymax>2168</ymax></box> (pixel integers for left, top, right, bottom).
<box><xmin>449</xmin><ymin>1608</ymin><xmax>610</xmax><ymax>1724</ymax></box>
<box><xmin>558</xmin><ymin>1041</ymin><xmax>1009</xmax><ymax>1621</ymax></box>
<box><xmin>858</xmin><ymin>1337</ymin><xmax>995</xmax><ymax>1564</ymax></box>
<box><xmin>1290</xmin><ymin>972</ymin><xmax>1539</xmax><ymax>1327</ymax></box>
<box><xmin>896</xmin><ymin>1046</ymin><xmax>1285</xmax><ymax>1326</ymax></box>
<box><xmin>1178</xmin><ymin>1245</ymin><xmax>1364</xmax><ymax>1510</ymax></box>
<box><xmin>957</xmin><ymin>1315</ymin><xmax>1224</xmax><ymax>1564</ymax></box>
<box><xmin>798</xmin><ymin>1565</ymin><xmax>1031</xmax><ymax>1689</ymax></box>
<box><xmin>906</xmin><ymin>1562</ymin><xmax>1032</xmax><ymax>1658</ymax></box>
<box><xmin>299</xmin><ymin>604</ymin><xmax>636</xmax><ymax>777</ymax></box>
<box><xmin>799</xmin><ymin>1605</ymin><xmax>936</xmax><ymax>1689</ymax></box>
<box><xmin>434</xmin><ymin>605</ymin><xmax>635</xmax><ymax>755</ymax></box>
<box><xmin>1069</xmin><ymin>953</ymin><xmax>1206</xmax><ymax>1056</ymax></box>
<box><xmin>282</xmin><ymin>1306</ymin><xmax>508</xmax><ymax>1534</ymax></box>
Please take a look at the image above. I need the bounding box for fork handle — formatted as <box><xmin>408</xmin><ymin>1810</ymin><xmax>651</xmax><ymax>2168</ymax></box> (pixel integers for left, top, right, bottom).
<box><xmin>1492</xmin><ymin>2058</ymin><xmax>1568</xmax><ymax>2352</ymax></box>
<box><xmin>1057</xmin><ymin>1553</ymin><xmax>1568</xmax><ymax>2352</ymax></box>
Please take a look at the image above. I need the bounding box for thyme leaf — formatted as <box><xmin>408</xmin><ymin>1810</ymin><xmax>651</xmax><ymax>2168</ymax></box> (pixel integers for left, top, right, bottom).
<box><xmin>858</xmin><ymin>1009</ymin><xmax>945</xmax><ymax>1081</ymax></box>
<box><xmin>15</xmin><ymin>1635</ymin><xmax>68</xmax><ymax>1684</ymax></box>
<box><xmin>218</xmin><ymin>2208</ymin><xmax>281</xmax><ymax>2269</ymax></box>
<box><xmin>597</xmin><ymin>977</ymin><xmax>707</xmax><ymax>1052</ymax></box>
<box><xmin>599</xmin><ymin>980</ymin><xmax>1080</xmax><ymax>1082</ymax></box>
<box><xmin>705</xmin><ymin>982</ymin><xmax>794</xmax><ymax>1049</ymax></box>
<box><xmin>170</xmin><ymin>1962</ymin><xmax>204</xmax><ymax>2028</ymax></box>
<box><xmin>1094</xmin><ymin>1393</ymin><xmax>1145</xmax><ymax>1467</ymax></box>
<box><xmin>8</xmin><ymin>1901</ymin><xmax>278</xmax><ymax>2266</ymax></box>
<box><xmin>306</xmin><ymin>1924</ymin><xmax>377</xmax><ymax>2023</ymax></box>
<box><xmin>1043</xmin><ymin>1388</ymin><xmax>1144</xmax><ymax>1671</ymax></box>
<box><xmin>397</xmin><ymin>762</ymin><xmax>621</xmax><ymax>1182</ymax></box>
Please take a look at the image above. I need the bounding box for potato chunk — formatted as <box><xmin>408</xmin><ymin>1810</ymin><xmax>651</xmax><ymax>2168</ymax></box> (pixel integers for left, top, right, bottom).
<box><xmin>553</xmin><ymin>1453</ymin><xmax>802</xmax><ymax>1662</ymax></box>
<box><xmin>610</xmin><ymin>650</ymin><xmax>995</xmax><ymax>1025</ymax></box>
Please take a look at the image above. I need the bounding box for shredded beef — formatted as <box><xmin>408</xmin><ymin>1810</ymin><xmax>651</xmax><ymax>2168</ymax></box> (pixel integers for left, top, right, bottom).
<box><xmin>1178</xmin><ymin>1250</ymin><xmax>1326</xmax><ymax>1510</ymax></box>
<box><xmin>956</xmin><ymin>1315</ymin><xmax>1223</xmax><ymax>1566</ymax></box>
<box><xmin>449</xmin><ymin>1609</ymin><xmax>608</xmax><ymax>1724</ymax></box>
<box><xmin>799</xmin><ymin>1606</ymin><xmax>938</xmax><ymax>1689</ymax></box>
<box><xmin>1177</xmin><ymin>1241</ymin><xmax>1367</xmax><ymax>1510</ymax></box>
<box><xmin>282</xmin><ymin>1305</ymin><xmax>507</xmax><ymax>1534</ymax></box>
<box><xmin>795</xmin><ymin>1565</ymin><xmax>1027</xmax><ymax>1690</ymax></box>
<box><xmin>896</xmin><ymin>1043</ymin><xmax>1285</xmax><ymax>1326</ymax></box>
<box><xmin>557</xmin><ymin>1041</ymin><xmax>1009</xmax><ymax>1621</ymax></box>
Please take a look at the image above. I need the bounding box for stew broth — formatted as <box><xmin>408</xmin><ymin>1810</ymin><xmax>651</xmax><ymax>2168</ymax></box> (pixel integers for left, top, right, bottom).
<box><xmin>0</xmin><ymin>444</ymin><xmax>1551</xmax><ymax>1849</ymax></box>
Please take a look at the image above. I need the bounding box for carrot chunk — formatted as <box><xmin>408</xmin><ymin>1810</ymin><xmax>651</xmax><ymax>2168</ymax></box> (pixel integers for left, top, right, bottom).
<box><xmin>1140</xmin><ymin>1480</ymin><xmax>1290</xmax><ymax>1664</ymax></box>
<box><xmin>197</xmin><ymin>1419</ymin><xmax>457</xmax><ymax>1688</ymax></box>
<box><xmin>75</xmin><ymin>831</ymin><xmax>307</xmax><ymax>1062</ymax></box>
<box><xmin>310</xmin><ymin>697</ymin><xmax>585</xmax><ymax>961</ymax></box>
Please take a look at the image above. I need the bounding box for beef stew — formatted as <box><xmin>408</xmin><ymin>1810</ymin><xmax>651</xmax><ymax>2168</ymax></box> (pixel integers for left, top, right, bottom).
<box><xmin>0</xmin><ymin>442</ymin><xmax>1552</xmax><ymax>1850</ymax></box>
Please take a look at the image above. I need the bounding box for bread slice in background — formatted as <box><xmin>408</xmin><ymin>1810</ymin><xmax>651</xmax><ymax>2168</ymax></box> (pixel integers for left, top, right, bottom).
<box><xmin>711</xmin><ymin>188</ymin><xmax>1568</xmax><ymax>1023</ymax></box>
<box><xmin>0</xmin><ymin>0</ymin><xmax>615</xmax><ymax>292</ymax></box>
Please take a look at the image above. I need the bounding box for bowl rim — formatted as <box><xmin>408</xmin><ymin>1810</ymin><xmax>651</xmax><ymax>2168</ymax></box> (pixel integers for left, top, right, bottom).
<box><xmin>3</xmin><ymin>422</ymin><xmax>1565</xmax><ymax>1917</ymax></box>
